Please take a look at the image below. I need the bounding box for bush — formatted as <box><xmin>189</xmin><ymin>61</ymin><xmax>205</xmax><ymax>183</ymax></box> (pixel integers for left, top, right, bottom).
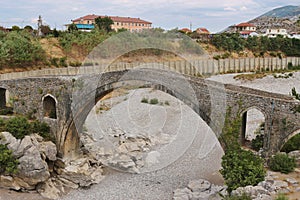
<box><xmin>269</xmin><ymin>153</ymin><xmax>296</xmax><ymax>174</ymax></box>
<box><xmin>281</xmin><ymin>134</ymin><xmax>300</xmax><ymax>153</ymax></box>
<box><xmin>150</xmin><ymin>98</ymin><xmax>159</xmax><ymax>105</ymax></box>
<box><xmin>251</xmin><ymin>134</ymin><xmax>264</xmax><ymax>151</ymax></box>
<box><xmin>0</xmin><ymin>107</ymin><xmax>13</xmax><ymax>115</ymax></box>
<box><xmin>220</xmin><ymin>148</ymin><xmax>266</xmax><ymax>194</ymax></box>
<box><xmin>141</xmin><ymin>98</ymin><xmax>148</xmax><ymax>103</ymax></box>
<box><xmin>30</xmin><ymin>120</ymin><xmax>52</xmax><ymax>141</ymax></box>
<box><xmin>275</xmin><ymin>194</ymin><xmax>289</xmax><ymax>200</ymax></box>
<box><xmin>223</xmin><ymin>193</ymin><xmax>252</xmax><ymax>200</ymax></box>
<box><xmin>6</xmin><ymin>116</ymin><xmax>31</xmax><ymax>139</ymax></box>
<box><xmin>0</xmin><ymin>144</ymin><xmax>19</xmax><ymax>175</ymax></box>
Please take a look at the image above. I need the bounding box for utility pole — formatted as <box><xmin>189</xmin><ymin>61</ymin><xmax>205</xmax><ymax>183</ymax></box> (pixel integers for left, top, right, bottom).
<box><xmin>37</xmin><ymin>15</ymin><xmax>43</xmax><ymax>36</ymax></box>
<box><xmin>190</xmin><ymin>22</ymin><xmax>192</xmax><ymax>32</ymax></box>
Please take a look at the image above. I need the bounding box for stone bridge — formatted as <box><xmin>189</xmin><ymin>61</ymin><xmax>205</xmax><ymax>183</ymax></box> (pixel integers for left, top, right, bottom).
<box><xmin>0</xmin><ymin>68</ymin><xmax>299</xmax><ymax>159</ymax></box>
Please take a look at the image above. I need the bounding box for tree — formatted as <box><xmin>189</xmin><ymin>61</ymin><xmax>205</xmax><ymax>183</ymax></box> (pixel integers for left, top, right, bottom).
<box><xmin>68</xmin><ymin>23</ymin><xmax>78</xmax><ymax>32</ymax></box>
<box><xmin>24</xmin><ymin>25</ymin><xmax>33</xmax><ymax>33</ymax></box>
<box><xmin>40</xmin><ymin>25</ymin><xmax>51</xmax><ymax>35</ymax></box>
<box><xmin>95</xmin><ymin>17</ymin><xmax>114</xmax><ymax>33</ymax></box>
<box><xmin>11</xmin><ymin>25</ymin><xmax>20</xmax><ymax>31</ymax></box>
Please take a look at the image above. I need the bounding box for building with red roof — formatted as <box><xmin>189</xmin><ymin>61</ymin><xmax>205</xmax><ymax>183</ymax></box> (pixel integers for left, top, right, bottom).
<box><xmin>196</xmin><ymin>27</ymin><xmax>210</xmax><ymax>34</ymax></box>
<box><xmin>180</xmin><ymin>28</ymin><xmax>192</xmax><ymax>33</ymax></box>
<box><xmin>234</xmin><ymin>22</ymin><xmax>256</xmax><ymax>32</ymax></box>
<box><xmin>71</xmin><ymin>14</ymin><xmax>152</xmax><ymax>32</ymax></box>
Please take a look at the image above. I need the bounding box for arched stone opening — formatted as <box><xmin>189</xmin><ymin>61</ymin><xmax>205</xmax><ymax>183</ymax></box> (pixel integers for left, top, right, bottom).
<box><xmin>241</xmin><ymin>107</ymin><xmax>266</xmax><ymax>151</ymax></box>
<box><xmin>43</xmin><ymin>95</ymin><xmax>57</xmax><ymax>119</ymax></box>
<box><xmin>0</xmin><ymin>88</ymin><xmax>7</xmax><ymax>109</ymax></box>
<box><xmin>280</xmin><ymin>130</ymin><xmax>300</xmax><ymax>153</ymax></box>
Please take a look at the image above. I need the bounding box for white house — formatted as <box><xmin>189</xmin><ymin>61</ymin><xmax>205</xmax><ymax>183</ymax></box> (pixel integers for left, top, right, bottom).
<box><xmin>264</xmin><ymin>28</ymin><xmax>288</xmax><ymax>38</ymax></box>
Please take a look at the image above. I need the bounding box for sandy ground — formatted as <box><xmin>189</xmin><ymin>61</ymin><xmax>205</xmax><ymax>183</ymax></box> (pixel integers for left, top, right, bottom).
<box><xmin>61</xmin><ymin>88</ymin><xmax>224</xmax><ymax>200</ymax></box>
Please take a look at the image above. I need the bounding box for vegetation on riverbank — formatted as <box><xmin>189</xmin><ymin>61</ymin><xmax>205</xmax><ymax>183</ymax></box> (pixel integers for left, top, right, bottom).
<box><xmin>220</xmin><ymin>105</ymin><xmax>266</xmax><ymax>194</ymax></box>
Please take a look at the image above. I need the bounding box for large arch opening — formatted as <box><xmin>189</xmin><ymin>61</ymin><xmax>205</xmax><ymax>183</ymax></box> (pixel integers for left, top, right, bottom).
<box><xmin>241</xmin><ymin>107</ymin><xmax>265</xmax><ymax>151</ymax></box>
<box><xmin>43</xmin><ymin>95</ymin><xmax>57</xmax><ymax>119</ymax></box>
<box><xmin>63</xmin><ymin>69</ymin><xmax>227</xmax><ymax>184</ymax></box>
<box><xmin>281</xmin><ymin>130</ymin><xmax>300</xmax><ymax>153</ymax></box>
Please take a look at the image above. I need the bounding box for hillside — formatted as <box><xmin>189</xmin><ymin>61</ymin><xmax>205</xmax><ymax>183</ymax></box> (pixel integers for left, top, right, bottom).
<box><xmin>249</xmin><ymin>5</ymin><xmax>300</xmax><ymax>33</ymax></box>
<box><xmin>258</xmin><ymin>5</ymin><xmax>300</xmax><ymax>19</ymax></box>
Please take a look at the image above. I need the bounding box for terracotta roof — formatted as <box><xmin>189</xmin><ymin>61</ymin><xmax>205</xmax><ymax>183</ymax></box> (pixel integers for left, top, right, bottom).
<box><xmin>72</xmin><ymin>14</ymin><xmax>152</xmax><ymax>24</ymax></box>
<box><xmin>180</xmin><ymin>28</ymin><xmax>192</xmax><ymax>33</ymax></box>
<box><xmin>196</xmin><ymin>27</ymin><xmax>210</xmax><ymax>34</ymax></box>
<box><xmin>236</xmin><ymin>22</ymin><xmax>255</xmax><ymax>27</ymax></box>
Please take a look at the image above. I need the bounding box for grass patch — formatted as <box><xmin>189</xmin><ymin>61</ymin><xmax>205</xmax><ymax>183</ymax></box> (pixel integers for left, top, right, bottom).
<box><xmin>234</xmin><ymin>73</ymin><xmax>267</xmax><ymax>81</ymax></box>
<box><xmin>149</xmin><ymin>98</ymin><xmax>159</xmax><ymax>105</ymax></box>
<box><xmin>141</xmin><ymin>98</ymin><xmax>149</xmax><ymax>103</ymax></box>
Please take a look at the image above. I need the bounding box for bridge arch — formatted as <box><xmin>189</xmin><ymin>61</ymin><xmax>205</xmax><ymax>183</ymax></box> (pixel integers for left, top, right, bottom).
<box><xmin>42</xmin><ymin>94</ymin><xmax>57</xmax><ymax>119</ymax></box>
<box><xmin>61</xmin><ymin>69</ymin><xmax>226</xmax><ymax>158</ymax></box>
<box><xmin>240</xmin><ymin>106</ymin><xmax>266</xmax><ymax>147</ymax></box>
<box><xmin>280</xmin><ymin>129</ymin><xmax>300</xmax><ymax>152</ymax></box>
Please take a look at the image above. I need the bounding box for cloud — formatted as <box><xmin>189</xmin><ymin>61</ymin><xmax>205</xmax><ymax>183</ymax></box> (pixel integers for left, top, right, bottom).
<box><xmin>240</xmin><ymin>6</ymin><xmax>248</xmax><ymax>11</ymax></box>
<box><xmin>224</xmin><ymin>7</ymin><xmax>237</xmax><ymax>12</ymax></box>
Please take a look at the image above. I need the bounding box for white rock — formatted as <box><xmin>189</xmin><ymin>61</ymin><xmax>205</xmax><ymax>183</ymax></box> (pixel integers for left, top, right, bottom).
<box><xmin>286</xmin><ymin>177</ymin><xmax>298</xmax><ymax>185</ymax></box>
<box><xmin>187</xmin><ymin>179</ymin><xmax>211</xmax><ymax>192</ymax></box>
<box><xmin>39</xmin><ymin>141</ymin><xmax>57</xmax><ymax>161</ymax></box>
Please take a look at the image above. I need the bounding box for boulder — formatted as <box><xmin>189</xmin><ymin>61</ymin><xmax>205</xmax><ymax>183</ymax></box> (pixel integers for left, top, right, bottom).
<box><xmin>187</xmin><ymin>179</ymin><xmax>211</xmax><ymax>193</ymax></box>
<box><xmin>59</xmin><ymin>158</ymin><xmax>104</xmax><ymax>187</ymax></box>
<box><xmin>232</xmin><ymin>186</ymin><xmax>270</xmax><ymax>198</ymax></box>
<box><xmin>17</xmin><ymin>145</ymin><xmax>50</xmax><ymax>187</ymax></box>
<box><xmin>0</xmin><ymin>175</ymin><xmax>21</xmax><ymax>191</ymax></box>
<box><xmin>39</xmin><ymin>141</ymin><xmax>57</xmax><ymax>161</ymax></box>
<box><xmin>0</xmin><ymin>132</ymin><xmax>21</xmax><ymax>152</ymax></box>
<box><xmin>285</xmin><ymin>177</ymin><xmax>298</xmax><ymax>185</ymax></box>
<box><xmin>173</xmin><ymin>188</ymin><xmax>192</xmax><ymax>200</ymax></box>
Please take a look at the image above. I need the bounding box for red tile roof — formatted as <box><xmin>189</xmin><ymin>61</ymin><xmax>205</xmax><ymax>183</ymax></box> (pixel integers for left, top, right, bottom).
<box><xmin>196</xmin><ymin>27</ymin><xmax>210</xmax><ymax>34</ymax></box>
<box><xmin>180</xmin><ymin>28</ymin><xmax>192</xmax><ymax>33</ymax></box>
<box><xmin>236</xmin><ymin>22</ymin><xmax>255</xmax><ymax>27</ymax></box>
<box><xmin>72</xmin><ymin>14</ymin><xmax>152</xmax><ymax>24</ymax></box>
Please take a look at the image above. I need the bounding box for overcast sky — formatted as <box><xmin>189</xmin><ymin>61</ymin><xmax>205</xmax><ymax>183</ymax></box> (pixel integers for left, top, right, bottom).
<box><xmin>0</xmin><ymin>0</ymin><xmax>299</xmax><ymax>33</ymax></box>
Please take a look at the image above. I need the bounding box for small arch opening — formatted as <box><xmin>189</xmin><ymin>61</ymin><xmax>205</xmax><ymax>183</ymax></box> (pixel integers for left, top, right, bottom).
<box><xmin>241</xmin><ymin>108</ymin><xmax>265</xmax><ymax>151</ymax></box>
<box><xmin>43</xmin><ymin>95</ymin><xmax>57</xmax><ymax>119</ymax></box>
<box><xmin>0</xmin><ymin>88</ymin><xmax>7</xmax><ymax>109</ymax></box>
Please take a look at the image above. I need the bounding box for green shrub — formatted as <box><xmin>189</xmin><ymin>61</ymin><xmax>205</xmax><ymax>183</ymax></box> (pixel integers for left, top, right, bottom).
<box><xmin>251</xmin><ymin>134</ymin><xmax>264</xmax><ymax>151</ymax></box>
<box><xmin>0</xmin><ymin>107</ymin><xmax>13</xmax><ymax>115</ymax></box>
<box><xmin>281</xmin><ymin>134</ymin><xmax>300</xmax><ymax>153</ymax></box>
<box><xmin>141</xmin><ymin>98</ymin><xmax>148</xmax><ymax>103</ymax></box>
<box><xmin>269</xmin><ymin>153</ymin><xmax>296</xmax><ymax>174</ymax></box>
<box><xmin>164</xmin><ymin>101</ymin><xmax>170</xmax><ymax>106</ymax></box>
<box><xmin>6</xmin><ymin>116</ymin><xmax>31</xmax><ymax>139</ymax></box>
<box><xmin>0</xmin><ymin>144</ymin><xmax>19</xmax><ymax>175</ymax></box>
<box><xmin>150</xmin><ymin>98</ymin><xmax>159</xmax><ymax>105</ymax></box>
<box><xmin>275</xmin><ymin>194</ymin><xmax>289</xmax><ymax>200</ymax></box>
<box><xmin>59</xmin><ymin>57</ymin><xmax>68</xmax><ymax>67</ymax></box>
<box><xmin>220</xmin><ymin>148</ymin><xmax>266</xmax><ymax>194</ymax></box>
<box><xmin>0</xmin><ymin>118</ymin><xmax>6</xmax><ymax>132</ymax></box>
<box><xmin>30</xmin><ymin>120</ymin><xmax>52</xmax><ymax>141</ymax></box>
<box><xmin>223</xmin><ymin>193</ymin><xmax>252</xmax><ymax>200</ymax></box>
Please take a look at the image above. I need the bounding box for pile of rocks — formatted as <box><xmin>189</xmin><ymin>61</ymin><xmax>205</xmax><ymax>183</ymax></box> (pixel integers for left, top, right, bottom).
<box><xmin>0</xmin><ymin>132</ymin><xmax>55</xmax><ymax>191</ymax></box>
<box><xmin>173</xmin><ymin>167</ymin><xmax>300</xmax><ymax>200</ymax></box>
<box><xmin>80</xmin><ymin>127</ymin><xmax>172</xmax><ymax>173</ymax></box>
<box><xmin>0</xmin><ymin>132</ymin><xmax>105</xmax><ymax>199</ymax></box>
<box><xmin>173</xmin><ymin>179</ymin><xmax>227</xmax><ymax>200</ymax></box>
